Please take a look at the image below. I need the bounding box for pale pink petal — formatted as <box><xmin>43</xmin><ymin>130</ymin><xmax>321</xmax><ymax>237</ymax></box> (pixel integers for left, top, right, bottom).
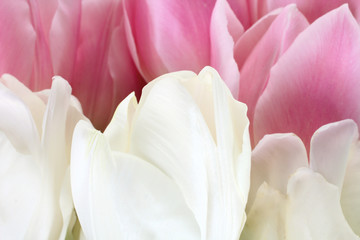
<box><xmin>123</xmin><ymin>0</ymin><xmax>214</xmax><ymax>81</ymax></box>
<box><xmin>253</xmin><ymin>5</ymin><xmax>360</xmax><ymax>150</ymax></box>
<box><xmin>237</xmin><ymin>5</ymin><xmax>308</xmax><ymax>144</ymax></box>
<box><xmin>210</xmin><ymin>0</ymin><xmax>242</xmax><ymax>96</ymax></box>
<box><xmin>0</xmin><ymin>1</ymin><xmax>36</xmax><ymax>87</ymax></box>
<box><xmin>234</xmin><ymin>8</ymin><xmax>281</xmax><ymax>71</ymax></box>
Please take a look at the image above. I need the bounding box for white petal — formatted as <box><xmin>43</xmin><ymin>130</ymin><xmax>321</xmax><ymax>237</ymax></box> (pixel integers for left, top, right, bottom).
<box><xmin>310</xmin><ymin>119</ymin><xmax>358</xmax><ymax>190</ymax></box>
<box><xmin>287</xmin><ymin>168</ymin><xmax>358</xmax><ymax>240</ymax></box>
<box><xmin>130</xmin><ymin>67</ymin><xmax>249</xmax><ymax>239</ymax></box>
<box><xmin>341</xmin><ymin>134</ymin><xmax>360</xmax><ymax>235</ymax></box>
<box><xmin>0</xmin><ymin>133</ymin><xmax>41</xmax><ymax>239</ymax></box>
<box><xmin>71</xmin><ymin>120</ymin><xmax>199</xmax><ymax>239</ymax></box>
<box><xmin>0</xmin><ymin>80</ymin><xmax>40</xmax><ymax>154</ymax></box>
<box><xmin>104</xmin><ymin>92</ymin><xmax>138</xmax><ymax>152</ymax></box>
<box><xmin>249</xmin><ymin>133</ymin><xmax>307</xmax><ymax>209</ymax></box>
<box><xmin>1</xmin><ymin>74</ymin><xmax>45</xmax><ymax>135</ymax></box>
<box><xmin>240</xmin><ymin>182</ymin><xmax>287</xmax><ymax>240</ymax></box>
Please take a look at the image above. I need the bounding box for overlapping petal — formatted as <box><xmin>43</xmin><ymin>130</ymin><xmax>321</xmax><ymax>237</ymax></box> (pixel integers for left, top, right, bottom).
<box><xmin>0</xmin><ymin>75</ymin><xmax>86</xmax><ymax>239</ymax></box>
<box><xmin>71</xmin><ymin>67</ymin><xmax>251</xmax><ymax>239</ymax></box>
<box><xmin>253</xmin><ymin>5</ymin><xmax>360</xmax><ymax>150</ymax></box>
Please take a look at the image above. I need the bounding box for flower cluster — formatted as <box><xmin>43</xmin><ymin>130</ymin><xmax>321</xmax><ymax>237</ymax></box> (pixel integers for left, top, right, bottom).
<box><xmin>1</xmin><ymin>0</ymin><xmax>360</xmax><ymax>239</ymax></box>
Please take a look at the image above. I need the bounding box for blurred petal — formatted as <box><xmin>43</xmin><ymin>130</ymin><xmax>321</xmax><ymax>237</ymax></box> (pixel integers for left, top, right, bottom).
<box><xmin>50</xmin><ymin>0</ymin><xmax>81</xmax><ymax>80</ymax></box>
<box><xmin>0</xmin><ymin>133</ymin><xmax>41</xmax><ymax>239</ymax></box>
<box><xmin>253</xmin><ymin>5</ymin><xmax>360</xmax><ymax>150</ymax></box>
<box><xmin>286</xmin><ymin>168</ymin><xmax>358</xmax><ymax>240</ymax></box>
<box><xmin>0</xmin><ymin>1</ymin><xmax>36</xmax><ymax>87</ymax></box>
<box><xmin>0</xmin><ymin>80</ymin><xmax>40</xmax><ymax>154</ymax></box>
<box><xmin>310</xmin><ymin>120</ymin><xmax>358</xmax><ymax>190</ymax></box>
<box><xmin>249</xmin><ymin>133</ymin><xmax>307</xmax><ymax>208</ymax></box>
<box><xmin>237</xmin><ymin>5</ymin><xmax>308</xmax><ymax>143</ymax></box>
<box><xmin>341</xmin><ymin>138</ymin><xmax>360</xmax><ymax>235</ymax></box>
<box><xmin>240</xmin><ymin>182</ymin><xmax>287</xmax><ymax>240</ymax></box>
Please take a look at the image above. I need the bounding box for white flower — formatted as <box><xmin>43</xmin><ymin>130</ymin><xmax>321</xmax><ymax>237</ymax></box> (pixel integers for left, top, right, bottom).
<box><xmin>71</xmin><ymin>67</ymin><xmax>251</xmax><ymax>239</ymax></box>
<box><xmin>0</xmin><ymin>74</ymin><xmax>86</xmax><ymax>239</ymax></box>
<box><xmin>242</xmin><ymin>119</ymin><xmax>360</xmax><ymax>240</ymax></box>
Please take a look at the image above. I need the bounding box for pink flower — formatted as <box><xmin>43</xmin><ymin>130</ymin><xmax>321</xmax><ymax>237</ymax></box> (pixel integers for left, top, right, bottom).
<box><xmin>235</xmin><ymin>4</ymin><xmax>360</xmax><ymax>150</ymax></box>
<box><xmin>0</xmin><ymin>0</ymin><xmax>145</xmax><ymax>131</ymax></box>
<box><xmin>123</xmin><ymin>0</ymin><xmax>242</xmax><ymax>96</ymax></box>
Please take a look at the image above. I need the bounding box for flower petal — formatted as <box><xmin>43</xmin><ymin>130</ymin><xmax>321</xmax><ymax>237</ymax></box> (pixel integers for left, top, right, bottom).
<box><xmin>310</xmin><ymin>120</ymin><xmax>358</xmax><ymax>190</ymax></box>
<box><xmin>130</xmin><ymin>67</ymin><xmax>249</xmax><ymax>239</ymax></box>
<box><xmin>237</xmin><ymin>5</ymin><xmax>308</xmax><ymax>143</ymax></box>
<box><xmin>210</xmin><ymin>0</ymin><xmax>242</xmax><ymax>96</ymax></box>
<box><xmin>253</xmin><ymin>5</ymin><xmax>360</xmax><ymax>150</ymax></box>
<box><xmin>123</xmin><ymin>0</ymin><xmax>214</xmax><ymax>81</ymax></box>
<box><xmin>286</xmin><ymin>168</ymin><xmax>358</xmax><ymax>239</ymax></box>
<box><xmin>71</xmin><ymin>120</ymin><xmax>199</xmax><ymax>239</ymax></box>
<box><xmin>249</xmin><ymin>133</ymin><xmax>307</xmax><ymax>209</ymax></box>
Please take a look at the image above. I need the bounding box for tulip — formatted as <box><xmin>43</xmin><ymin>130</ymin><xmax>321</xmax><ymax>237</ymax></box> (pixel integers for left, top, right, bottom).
<box><xmin>71</xmin><ymin>67</ymin><xmax>251</xmax><ymax>239</ymax></box>
<box><xmin>123</xmin><ymin>0</ymin><xmax>242</xmax><ymax>96</ymax></box>
<box><xmin>0</xmin><ymin>0</ymin><xmax>144</xmax><ymax>131</ymax></box>
<box><xmin>241</xmin><ymin>119</ymin><xmax>360</xmax><ymax>239</ymax></box>
<box><xmin>0</xmin><ymin>74</ymin><xmax>86</xmax><ymax>239</ymax></box>
<box><xmin>235</xmin><ymin>4</ymin><xmax>360</xmax><ymax>150</ymax></box>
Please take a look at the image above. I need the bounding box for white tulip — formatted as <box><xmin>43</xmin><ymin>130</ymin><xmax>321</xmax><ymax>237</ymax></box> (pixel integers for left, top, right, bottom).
<box><xmin>71</xmin><ymin>67</ymin><xmax>251</xmax><ymax>240</ymax></box>
<box><xmin>0</xmin><ymin>74</ymin><xmax>86</xmax><ymax>239</ymax></box>
<box><xmin>242</xmin><ymin>119</ymin><xmax>360</xmax><ymax>240</ymax></box>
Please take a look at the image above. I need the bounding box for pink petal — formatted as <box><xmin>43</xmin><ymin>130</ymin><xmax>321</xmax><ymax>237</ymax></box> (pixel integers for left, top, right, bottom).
<box><xmin>71</xmin><ymin>0</ymin><xmax>145</xmax><ymax>131</ymax></box>
<box><xmin>253</xmin><ymin>5</ymin><xmax>360</xmax><ymax>151</ymax></box>
<box><xmin>252</xmin><ymin>0</ymin><xmax>360</xmax><ymax>23</ymax></box>
<box><xmin>0</xmin><ymin>1</ymin><xmax>36</xmax><ymax>87</ymax></box>
<box><xmin>123</xmin><ymin>0</ymin><xmax>214</xmax><ymax>81</ymax></box>
<box><xmin>237</xmin><ymin>5</ymin><xmax>308</xmax><ymax>144</ymax></box>
<box><xmin>50</xmin><ymin>0</ymin><xmax>81</xmax><ymax>81</ymax></box>
<box><xmin>210</xmin><ymin>0</ymin><xmax>243</xmax><ymax>96</ymax></box>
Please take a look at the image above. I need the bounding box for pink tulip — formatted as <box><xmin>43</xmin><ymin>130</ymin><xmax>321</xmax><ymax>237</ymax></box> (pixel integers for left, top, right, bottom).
<box><xmin>236</xmin><ymin>4</ymin><xmax>360</xmax><ymax>151</ymax></box>
<box><xmin>123</xmin><ymin>0</ymin><xmax>242</xmax><ymax>96</ymax></box>
<box><xmin>0</xmin><ymin>0</ymin><xmax>145</xmax><ymax>131</ymax></box>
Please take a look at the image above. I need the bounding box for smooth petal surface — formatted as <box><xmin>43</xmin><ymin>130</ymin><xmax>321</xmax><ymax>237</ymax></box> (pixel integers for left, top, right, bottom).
<box><xmin>124</xmin><ymin>0</ymin><xmax>214</xmax><ymax>81</ymax></box>
<box><xmin>72</xmin><ymin>67</ymin><xmax>250</xmax><ymax>240</ymax></box>
<box><xmin>249</xmin><ymin>0</ymin><xmax>360</xmax><ymax>23</ymax></box>
<box><xmin>210</xmin><ymin>0</ymin><xmax>242</xmax><ymax>96</ymax></box>
<box><xmin>131</xmin><ymin>67</ymin><xmax>249</xmax><ymax>239</ymax></box>
<box><xmin>0</xmin><ymin>75</ymin><xmax>85</xmax><ymax>239</ymax></box>
<box><xmin>236</xmin><ymin>5</ymin><xmax>308</xmax><ymax>142</ymax></box>
<box><xmin>286</xmin><ymin>168</ymin><xmax>359</xmax><ymax>240</ymax></box>
<box><xmin>249</xmin><ymin>133</ymin><xmax>307</xmax><ymax>209</ymax></box>
<box><xmin>253</xmin><ymin>5</ymin><xmax>360</xmax><ymax>150</ymax></box>
<box><xmin>71</xmin><ymin>121</ymin><xmax>199</xmax><ymax>239</ymax></box>
<box><xmin>71</xmin><ymin>0</ymin><xmax>144</xmax><ymax>130</ymax></box>
<box><xmin>310</xmin><ymin>120</ymin><xmax>358</xmax><ymax>190</ymax></box>
<box><xmin>124</xmin><ymin>0</ymin><xmax>241</xmax><ymax>95</ymax></box>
